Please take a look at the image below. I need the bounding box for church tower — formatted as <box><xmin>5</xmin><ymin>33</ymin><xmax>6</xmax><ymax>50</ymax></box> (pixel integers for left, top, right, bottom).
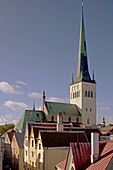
<box><xmin>70</xmin><ymin>4</ymin><xmax>96</xmax><ymax>125</ymax></box>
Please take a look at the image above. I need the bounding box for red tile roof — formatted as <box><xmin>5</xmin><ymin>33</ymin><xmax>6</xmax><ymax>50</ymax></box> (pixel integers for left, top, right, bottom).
<box><xmin>40</xmin><ymin>131</ymin><xmax>88</xmax><ymax>147</ymax></box>
<box><xmin>87</xmin><ymin>141</ymin><xmax>113</xmax><ymax>170</ymax></box>
<box><xmin>55</xmin><ymin>160</ymin><xmax>66</xmax><ymax>169</ymax></box>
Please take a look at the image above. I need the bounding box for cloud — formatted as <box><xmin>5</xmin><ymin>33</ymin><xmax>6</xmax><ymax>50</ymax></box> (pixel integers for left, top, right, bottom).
<box><xmin>47</xmin><ymin>97</ymin><xmax>69</xmax><ymax>103</ymax></box>
<box><xmin>28</xmin><ymin>92</ymin><xmax>42</xmax><ymax>99</ymax></box>
<box><xmin>16</xmin><ymin>81</ymin><xmax>27</xmax><ymax>86</ymax></box>
<box><xmin>0</xmin><ymin>81</ymin><xmax>24</xmax><ymax>95</ymax></box>
<box><xmin>3</xmin><ymin>100</ymin><xmax>30</xmax><ymax>111</ymax></box>
<box><xmin>99</xmin><ymin>107</ymin><xmax>110</xmax><ymax>111</ymax></box>
<box><xmin>0</xmin><ymin>117</ymin><xmax>8</xmax><ymax>125</ymax></box>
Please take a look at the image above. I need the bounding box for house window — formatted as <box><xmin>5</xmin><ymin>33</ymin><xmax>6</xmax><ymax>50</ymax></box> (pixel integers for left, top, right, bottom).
<box><xmin>90</xmin><ymin>108</ymin><xmax>92</xmax><ymax>112</ymax></box>
<box><xmin>38</xmin><ymin>153</ymin><xmax>41</xmax><ymax>159</ymax></box>
<box><xmin>86</xmin><ymin>108</ymin><xmax>88</xmax><ymax>111</ymax></box>
<box><xmin>85</xmin><ymin>91</ymin><xmax>87</xmax><ymax>97</ymax></box>
<box><xmin>26</xmin><ymin>151</ymin><xmax>27</xmax><ymax>156</ymax></box>
<box><xmin>73</xmin><ymin>92</ymin><xmax>74</xmax><ymax>98</ymax></box>
<box><xmin>68</xmin><ymin>117</ymin><xmax>71</xmax><ymax>122</ymax></box>
<box><xmin>39</xmin><ymin>143</ymin><xmax>41</xmax><ymax>150</ymax></box>
<box><xmin>32</xmin><ymin>162</ymin><xmax>34</xmax><ymax>167</ymax></box>
<box><xmin>77</xmin><ymin>91</ymin><xmax>79</xmax><ymax>97</ymax></box>
<box><xmin>91</xmin><ymin>91</ymin><xmax>93</xmax><ymax>98</ymax></box>
<box><xmin>88</xmin><ymin>91</ymin><xmax>90</xmax><ymax>97</ymax></box>
<box><xmin>75</xmin><ymin>92</ymin><xmax>76</xmax><ymax>98</ymax></box>
<box><xmin>32</xmin><ymin>151</ymin><xmax>34</xmax><ymax>157</ymax></box>
<box><xmin>51</xmin><ymin>116</ymin><xmax>54</xmax><ymax>122</ymax></box>
<box><xmin>32</xmin><ymin>140</ymin><xmax>34</xmax><ymax>147</ymax></box>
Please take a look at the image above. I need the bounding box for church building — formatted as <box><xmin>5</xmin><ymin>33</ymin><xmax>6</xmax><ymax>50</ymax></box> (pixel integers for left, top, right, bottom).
<box><xmin>15</xmin><ymin>4</ymin><xmax>96</xmax><ymax>132</ymax></box>
<box><xmin>70</xmin><ymin>4</ymin><xmax>96</xmax><ymax>124</ymax></box>
<box><xmin>42</xmin><ymin>4</ymin><xmax>96</xmax><ymax>125</ymax></box>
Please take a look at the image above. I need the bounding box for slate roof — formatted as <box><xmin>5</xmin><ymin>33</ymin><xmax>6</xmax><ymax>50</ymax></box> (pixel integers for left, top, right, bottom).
<box><xmin>65</xmin><ymin>127</ymin><xmax>101</xmax><ymax>142</ymax></box>
<box><xmin>40</xmin><ymin>131</ymin><xmax>88</xmax><ymax>147</ymax></box>
<box><xmin>14</xmin><ymin>133</ymin><xmax>25</xmax><ymax>148</ymax></box>
<box><xmin>15</xmin><ymin>110</ymin><xmax>47</xmax><ymax>132</ymax></box>
<box><xmin>45</xmin><ymin>101</ymin><xmax>81</xmax><ymax>116</ymax></box>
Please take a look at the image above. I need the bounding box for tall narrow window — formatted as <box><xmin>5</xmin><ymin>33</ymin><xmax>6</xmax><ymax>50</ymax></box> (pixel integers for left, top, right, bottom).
<box><xmin>91</xmin><ymin>91</ymin><xmax>93</xmax><ymax>98</ymax></box>
<box><xmin>77</xmin><ymin>91</ymin><xmax>79</xmax><ymax>97</ymax></box>
<box><xmin>88</xmin><ymin>91</ymin><xmax>90</xmax><ymax>97</ymax></box>
<box><xmin>87</xmin><ymin>118</ymin><xmax>89</xmax><ymax>124</ymax></box>
<box><xmin>75</xmin><ymin>92</ymin><xmax>76</xmax><ymax>98</ymax></box>
<box><xmin>85</xmin><ymin>91</ymin><xmax>87</xmax><ymax>97</ymax></box>
<box><xmin>68</xmin><ymin>117</ymin><xmax>71</xmax><ymax>122</ymax></box>
<box><xmin>73</xmin><ymin>92</ymin><xmax>74</xmax><ymax>98</ymax></box>
<box><xmin>32</xmin><ymin>140</ymin><xmax>34</xmax><ymax>147</ymax></box>
<box><xmin>76</xmin><ymin>117</ymin><xmax>79</xmax><ymax>123</ymax></box>
<box><xmin>51</xmin><ymin>116</ymin><xmax>54</xmax><ymax>122</ymax></box>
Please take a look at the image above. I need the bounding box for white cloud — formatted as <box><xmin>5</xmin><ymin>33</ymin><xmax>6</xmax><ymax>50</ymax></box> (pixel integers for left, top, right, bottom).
<box><xmin>0</xmin><ymin>81</ymin><xmax>24</xmax><ymax>95</ymax></box>
<box><xmin>5</xmin><ymin>114</ymin><xmax>13</xmax><ymax>119</ymax></box>
<box><xmin>16</xmin><ymin>81</ymin><xmax>27</xmax><ymax>86</ymax></box>
<box><xmin>0</xmin><ymin>117</ymin><xmax>8</xmax><ymax>125</ymax></box>
<box><xmin>28</xmin><ymin>92</ymin><xmax>42</xmax><ymax>99</ymax></box>
<box><xmin>99</xmin><ymin>107</ymin><xmax>110</xmax><ymax>111</ymax></box>
<box><xmin>47</xmin><ymin>97</ymin><xmax>69</xmax><ymax>103</ymax></box>
<box><xmin>3</xmin><ymin>100</ymin><xmax>30</xmax><ymax>111</ymax></box>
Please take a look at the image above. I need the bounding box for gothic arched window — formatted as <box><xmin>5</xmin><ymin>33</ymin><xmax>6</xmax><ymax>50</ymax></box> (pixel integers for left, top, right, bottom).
<box><xmin>68</xmin><ymin>117</ymin><xmax>71</xmax><ymax>122</ymax></box>
<box><xmin>85</xmin><ymin>91</ymin><xmax>87</xmax><ymax>97</ymax></box>
<box><xmin>51</xmin><ymin>116</ymin><xmax>54</xmax><ymax>122</ymax></box>
<box><xmin>88</xmin><ymin>91</ymin><xmax>90</xmax><ymax>97</ymax></box>
<box><xmin>76</xmin><ymin>117</ymin><xmax>79</xmax><ymax>123</ymax></box>
<box><xmin>91</xmin><ymin>91</ymin><xmax>93</xmax><ymax>98</ymax></box>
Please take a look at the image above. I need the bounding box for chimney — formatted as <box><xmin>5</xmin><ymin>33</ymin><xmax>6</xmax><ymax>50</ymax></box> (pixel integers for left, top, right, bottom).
<box><xmin>42</xmin><ymin>90</ymin><xmax>46</xmax><ymax>112</ymax></box>
<box><xmin>91</xmin><ymin>132</ymin><xmax>99</xmax><ymax>163</ymax></box>
<box><xmin>57</xmin><ymin>112</ymin><xmax>63</xmax><ymax>131</ymax></box>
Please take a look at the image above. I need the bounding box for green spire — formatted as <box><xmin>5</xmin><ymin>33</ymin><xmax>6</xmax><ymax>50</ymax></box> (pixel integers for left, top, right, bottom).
<box><xmin>33</xmin><ymin>101</ymin><xmax>35</xmax><ymax>110</ymax></box>
<box><xmin>71</xmin><ymin>71</ymin><xmax>74</xmax><ymax>84</ymax></box>
<box><xmin>75</xmin><ymin>4</ymin><xmax>91</xmax><ymax>83</ymax></box>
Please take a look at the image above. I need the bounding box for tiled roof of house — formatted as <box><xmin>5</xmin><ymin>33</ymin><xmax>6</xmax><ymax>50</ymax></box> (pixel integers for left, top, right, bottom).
<box><xmin>101</xmin><ymin>126</ymin><xmax>113</xmax><ymax>135</ymax></box>
<box><xmin>45</xmin><ymin>101</ymin><xmax>81</xmax><ymax>116</ymax></box>
<box><xmin>87</xmin><ymin>141</ymin><xmax>113</xmax><ymax>170</ymax></box>
<box><xmin>14</xmin><ymin>133</ymin><xmax>25</xmax><ymax>148</ymax></box>
<box><xmin>55</xmin><ymin>160</ymin><xmax>66</xmax><ymax>170</ymax></box>
<box><xmin>15</xmin><ymin>110</ymin><xmax>47</xmax><ymax>132</ymax></box>
<box><xmin>40</xmin><ymin>131</ymin><xmax>88</xmax><ymax>147</ymax></box>
<box><xmin>57</xmin><ymin>141</ymin><xmax>113</xmax><ymax>170</ymax></box>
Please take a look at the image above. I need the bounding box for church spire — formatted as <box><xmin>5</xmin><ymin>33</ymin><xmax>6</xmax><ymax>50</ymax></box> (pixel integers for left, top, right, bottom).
<box><xmin>75</xmin><ymin>4</ymin><xmax>91</xmax><ymax>83</ymax></box>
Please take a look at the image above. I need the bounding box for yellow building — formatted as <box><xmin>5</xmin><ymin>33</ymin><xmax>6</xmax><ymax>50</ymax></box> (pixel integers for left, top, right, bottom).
<box><xmin>11</xmin><ymin>133</ymin><xmax>24</xmax><ymax>170</ymax></box>
<box><xmin>36</xmin><ymin>130</ymin><xmax>87</xmax><ymax>170</ymax></box>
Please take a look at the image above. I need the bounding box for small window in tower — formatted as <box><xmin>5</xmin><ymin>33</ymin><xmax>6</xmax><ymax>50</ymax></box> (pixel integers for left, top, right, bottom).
<box><xmin>85</xmin><ymin>91</ymin><xmax>87</xmax><ymax>97</ymax></box>
<box><xmin>91</xmin><ymin>91</ymin><xmax>93</xmax><ymax>98</ymax></box>
<box><xmin>90</xmin><ymin>108</ymin><xmax>92</xmax><ymax>112</ymax></box>
<box><xmin>75</xmin><ymin>92</ymin><xmax>76</xmax><ymax>98</ymax></box>
<box><xmin>86</xmin><ymin>108</ymin><xmax>88</xmax><ymax>111</ymax></box>
<box><xmin>88</xmin><ymin>91</ymin><xmax>90</xmax><ymax>97</ymax></box>
<box><xmin>76</xmin><ymin>117</ymin><xmax>79</xmax><ymax>123</ymax></box>
<box><xmin>87</xmin><ymin>118</ymin><xmax>89</xmax><ymax>124</ymax></box>
<box><xmin>73</xmin><ymin>92</ymin><xmax>74</xmax><ymax>98</ymax></box>
<box><xmin>32</xmin><ymin>140</ymin><xmax>34</xmax><ymax>147</ymax></box>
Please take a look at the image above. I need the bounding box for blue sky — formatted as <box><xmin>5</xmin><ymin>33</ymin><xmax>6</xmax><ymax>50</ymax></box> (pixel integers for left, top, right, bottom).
<box><xmin>0</xmin><ymin>0</ymin><xmax>113</xmax><ymax>125</ymax></box>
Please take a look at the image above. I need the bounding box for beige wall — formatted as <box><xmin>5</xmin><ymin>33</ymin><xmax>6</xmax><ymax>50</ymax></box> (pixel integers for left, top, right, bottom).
<box><xmin>11</xmin><ymin>135</ymin><xmax>24</xmax><ymax>170</ymax></box>
<box><xmin>65</xmin><ymin>148</ymin><xmax>75</xmax><ymax>170</ymax></box>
